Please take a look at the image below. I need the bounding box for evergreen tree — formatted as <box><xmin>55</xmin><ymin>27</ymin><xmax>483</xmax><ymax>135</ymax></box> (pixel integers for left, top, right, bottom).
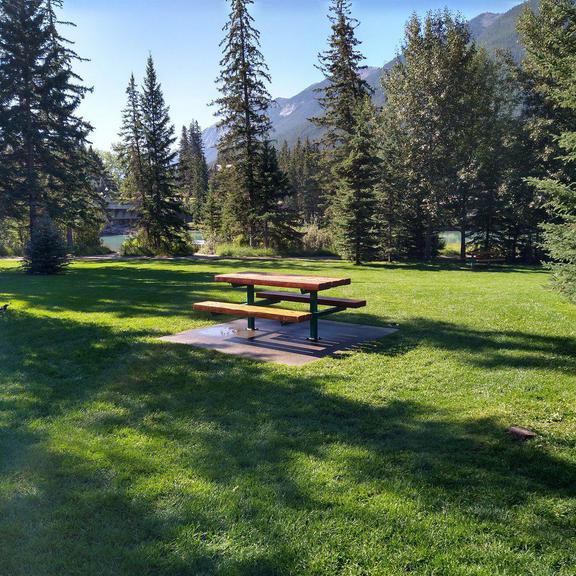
<box><xmin>22</xmin><ymin>214</ymin><xmax>69</xmax><ymax>275</ymax></box>
<box><xmin>313</xmin><ymin>0</ymin><xmax>371</xmax><ymax>151</ymax></box>
<box><xmin>313</xmin><ymin>0</ymin><xmax>372</xmax><ymax>248</ymax></box>
<box><xmin>519</xmin><ymin>0</ymin><xmax>576</xmax><ymax>300</ymax></box>
<box><xmin>277</xmin><ymin>139</ymin><xmax>322</xmax><ymax>223</ymax></box>
<box><xmin>379</xmin><ymin>11</ymin><xmax>481</xmax><ymax>260</ymax></box>
<box><xmin>214</xmin><ymin>0</ymin><xmax>272</xmax><ymax>245</ymax></box>
<box><xmin>332</xmin><ymin>98</ymin><xmax>379</xmax><ymax>265</ymax></box>
<box><xmin>202</xmin><ymin>178</ymin><xmax>223</xmax><ymax>247</ymax></box>
<box><xmin>179</xmin><ymin>120</ymin><xmax>208</xmax><ymax>223</ymax></box>
<box><xmin>255</xmin><ymin>142</ymin><xmax>300</xmax><ymax>249</ymax></box>
<box><xmin>119</xmin><ymin>74</ymin><xmax>146</xmax><ymax>207</ymax></box>
<box><xmin>178</xmin><ymin>124</ymin><xmax>192</xmax><ymax>218</ymax></box>
<box><xmin>299</xmin><ymin>139</ymin><xmax>323</xmax><ymax>222</ymax></box>
<box><xmin>140</xmin><ymin>56</ymin><xmax>187</xmax><ymax>251</ymax></box>
<box><xmin>120</xmin><ymin>57</ymin><xmax>187</xmax><ymax>252</ymax></box>
<box><xmin>375</xmin><ymin>101</ymin><xmax>413</xmax><ymax>261</ymax></box>
<box><xmin>0</xmin><ymin>0</ymin><xmax>92</xmax><ymax>252</ymax></box>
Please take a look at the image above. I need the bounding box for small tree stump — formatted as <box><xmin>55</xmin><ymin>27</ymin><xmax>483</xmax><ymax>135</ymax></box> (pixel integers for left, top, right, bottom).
<box><xmin>507</xmin><ymin>426</ymin><xmax>537</xmax><ymax>441</ymax></box>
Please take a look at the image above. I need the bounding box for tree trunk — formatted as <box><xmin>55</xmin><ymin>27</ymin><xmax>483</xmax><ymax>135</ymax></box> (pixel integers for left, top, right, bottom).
<box><xmin>67</xmin><ymin>227</ymin><xmax>74</xmax><ymax>252</ymax></box>
<box><xmin>460</xmin><ymin>224</ymin><xmax>467</xmax><ymax>262</ymax></box>
<box><xmin>424</xmin><ymin>215</ymin><xmax>434</xmax><ymax>261</ymax></box>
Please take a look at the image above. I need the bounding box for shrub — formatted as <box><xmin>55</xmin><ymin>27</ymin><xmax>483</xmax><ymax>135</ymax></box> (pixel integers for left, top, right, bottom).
<box><xmin>73</xmin><ymin>243</ymin><xmax>113</xmax><ymax>257</ymax></box>
<box><xmin>300</xmin><ymin>223</ymin><xmax>336</xmax><ymax>256</ymax></box>
<box><xmin>215</xmin><ymin>243</ymin><xmax>278</xmax><ymax>258</ymax></box>
<box><xmin>22</xmin><ymin>218</ymin><xmax>70</xmax><ymax>275</ymax></box>
<box><xmin>72</xmin><ymin>224</ymin><xmax>113</xmax><ymax>256</ymax></box>
<box><xmin>120</xmin><ymin>234</ymin><xmax>155</xmax><ymax>257</ymax></box>
<box><xmin>0</xmin><ymin>220</ymin><xmax>26</xmax><ymax>256</ymax></box>
<box><xmin>120</xmin><ymin>231</ymin><xmax>196</xmax><ymax>257</ymax></box>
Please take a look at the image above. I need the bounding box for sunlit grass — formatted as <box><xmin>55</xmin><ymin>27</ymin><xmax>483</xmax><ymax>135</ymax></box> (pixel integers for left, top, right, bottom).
<box><xmin>0</xmin><ymin>258</ymin><xmax>575</xmax><ymax>575</ymax></box>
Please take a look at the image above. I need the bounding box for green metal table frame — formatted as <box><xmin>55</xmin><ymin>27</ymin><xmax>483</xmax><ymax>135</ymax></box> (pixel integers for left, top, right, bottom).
<box><xmin>233</xmin><ymin>283</ymin><xmax>345</xmax><ymax>342</ymax></box>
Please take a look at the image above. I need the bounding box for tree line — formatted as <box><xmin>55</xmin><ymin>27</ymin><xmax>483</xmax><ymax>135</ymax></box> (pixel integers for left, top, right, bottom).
<box><xmin>202</xmin><ymin>0</ymin><xmax>573</xmax><ymax>277</ymax></box>
<box><xmin>0</xmin><ymin>0</ymin><xmax>574</xmax><ymax>302</ymax></box>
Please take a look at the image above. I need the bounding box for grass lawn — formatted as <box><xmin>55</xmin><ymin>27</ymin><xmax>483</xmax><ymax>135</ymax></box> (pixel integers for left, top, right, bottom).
<box><xmin>0</xmin><ymin>258</ymin><xmax>575</xmax><ymax>576</ymax></box>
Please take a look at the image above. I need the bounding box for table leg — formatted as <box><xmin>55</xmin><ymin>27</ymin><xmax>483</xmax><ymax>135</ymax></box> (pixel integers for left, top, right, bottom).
<box><xmin>246</xmin><ymin>285</ymin><xmax>256</xmax><ymax>331</ymax></box>
<box><xmin>308</xmin><ymin>290</ymin><xmax>319</xmax><ymax>341</ymax></box>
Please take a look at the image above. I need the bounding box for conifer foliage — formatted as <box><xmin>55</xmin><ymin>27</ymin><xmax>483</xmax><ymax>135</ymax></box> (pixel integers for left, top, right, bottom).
<box><xmin>22</xmin><ymin>215</ymin><xmax>69</xmax><ymax>275</ymax></box>
<box><xmin>255</xmin><ymin>142</ymin><xmax>300</xmax><ymax>249</ymax></box>
<box><xmin>0</xmin><ymin>0</ymin><xmax>93</xmax><ymax>272</ymax></box>
<box><xmin>519</xmin><ymin>0</ymin><xmax>576</xmax><ymax>301</ymax></box>
<box><xmin>314</xmin><ymin>0</ymin><xmax>377</xmax><ymax>263</ymax></box>
<box><xmin>119</xmin><ymin>57</ymin><xmax>188</xmax><ymax>253</ymax></box>
<box><xmin>213</xmin><ymin>0</ymin><xmax>298</xmax><ymax>249</ymax></box>
<box><xmin>332</xmin><ymin>98</ymin><xmax>379</xmax><ymax>265</ymax></box>
<box><xmin>313</xmin><ymin>0</ymin><xmax>371</xmax><ymax>150</ymax></box>
<box><xmin>178</xmin><ymin>120</ymin><xmax>209</xmax><ymax>223</ymax></box>
<box><xmin>214</xmin><ymin>0</ymin><xmax>272</xmax><ymax>244</ymax></box>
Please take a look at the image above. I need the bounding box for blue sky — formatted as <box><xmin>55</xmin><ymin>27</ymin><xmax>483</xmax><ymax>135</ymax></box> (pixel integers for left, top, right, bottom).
<box><xmin>62</xmin><ymin>0</ymin><xmax>521</xmax><ymax>150</ymax></box>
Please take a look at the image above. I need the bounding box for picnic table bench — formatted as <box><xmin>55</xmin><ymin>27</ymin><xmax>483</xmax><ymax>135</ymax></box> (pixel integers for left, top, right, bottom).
<box><xmin>467</xmin><ymin>250</ymin><xmax>506</xmax><ymax>269</ymax></box>
<box><xmin>193</xmin><ymin>271</ymin><xmax>366</xmax><ymax>342</ymax></box>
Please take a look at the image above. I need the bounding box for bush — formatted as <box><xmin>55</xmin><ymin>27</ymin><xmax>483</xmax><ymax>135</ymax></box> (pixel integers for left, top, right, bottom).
<box><xmin>22</xmin><ymin>218</ymin><xmax>70</xmax><ymax>275</ymax></box>
<box><xmin>120</xmin><ymin>235</ymin><xmax>155</xmax><ymax>257</ymax></box>
<box><xmin>0</xmin><ymin>220</ymin><xmax>26</xmax><ymax>256</ymax></box>
<box><xmin>73</xmin><ymin>243</ymin><xmax>113</xmax><ymax>257</ymax></box>
<box><xmin>72</xmin><ymin>224</ymin><xmax>113</xmax><ymax>256</ymax></box>
<box><xmin>120</xmin><ymin>231</ymin><xmax>196</xmax><ymax>257</ymax></box>
<box><xmin>299</xmin><ymin>223</ymin><xmax>336</xmax><ymax>256</ymax></box>
<box><xmin>215</xmin><ymin>243</ymin><xmax>278</xmax><ymax>258</ymax></box>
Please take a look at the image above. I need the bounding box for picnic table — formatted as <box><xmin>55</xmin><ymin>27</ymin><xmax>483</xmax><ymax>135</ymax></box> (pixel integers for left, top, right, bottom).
<box><xmin>193</xmin><ymin>271</ymin><xmax>366</xmax><ymax>342</ymax></box>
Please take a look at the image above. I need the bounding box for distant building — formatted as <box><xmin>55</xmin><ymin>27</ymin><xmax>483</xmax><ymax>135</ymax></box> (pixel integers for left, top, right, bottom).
<box><xmin>102</xmin><ymin>201</ymin><xmax>139</xmax><ymax>235</ymax></box>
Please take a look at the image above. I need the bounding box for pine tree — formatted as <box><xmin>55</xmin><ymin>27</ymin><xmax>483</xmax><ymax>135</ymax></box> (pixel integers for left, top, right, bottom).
<box><xmin>255</xmin><ymin>142</ymin><xmax>300</xmax><ymax>249</ymax></box>
<box><xmin>202</xmin><ymin>179</ymin><xmax>223</xmax><ymax>247</ymax></box>
<box><xmin>313</xmin><ymin>0</ymin><xmax>371</xmax><ymax>152</ymax></box>
<box><xmin>119</xmin><ymin>74</ymin><xmax>146</xmax><ymax>208</ymax></box>
<box><xmin>214</xmin><ymin>0</ymin><xmax>272</xmax><ymax>245</ymax></box>
<box><xmin>22</xmin><ymin>214</ymin><xmax>69</xmax><ymax>274</ymax></box>
<box><xmin>0</xmin><ymin>0</ymin><xmax>92</xmax><ymax>252</ymax></box>
<box><xmin>119</xmin><ymin>59</ymin><xmax>188</xmax><ymax>253</ymax></box>
<box><xmin>180</xmin><ymin>121</ymin><xmax>208</xmax><ymax>223</ymax></box>
<box><xmin>519</xmin><ymin>0</ymin><xmax>576</xmax><ymax>300</ymax></box>
<box><xmin>332</xmin><ymin>98</ymin><xmax>379</xmax><ymax>265</ymax></box>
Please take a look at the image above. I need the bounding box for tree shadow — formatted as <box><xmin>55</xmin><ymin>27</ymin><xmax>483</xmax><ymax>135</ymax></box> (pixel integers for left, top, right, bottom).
<box><xmin>0</xmin><ymin>309</ymin><xmax>574</xmax><ymax>574</ymax></box>
<box><xmin>348</xmin><ymin>315</ymin><xmax>576</xmax><ymax>376</ymax></box>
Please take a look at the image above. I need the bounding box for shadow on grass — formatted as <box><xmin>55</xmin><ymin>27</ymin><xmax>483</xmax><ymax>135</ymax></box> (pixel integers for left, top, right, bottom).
<box><xmin>0</xmin><ymin>308</ymin><xmax>575</xmax><ymax>574</ymax></box>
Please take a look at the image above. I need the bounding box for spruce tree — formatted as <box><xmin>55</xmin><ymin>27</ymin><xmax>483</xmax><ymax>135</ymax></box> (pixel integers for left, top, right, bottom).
<box><xmin>332</xmin><ymin>98</ymin><xmax>379</xmax><ymax>265</ymax></box>
<box><xmin>375</xmin><ymin>101</ymin><xmax>413</xmax><ymax>261</ymax></box>
<box><xmin>213</xmin><ymin>0</ymin><xmax>272</xmax><ymax>245</ymax></box>
<box><xmin>0</xmin><ymin>0</ymin><xmax>92</xmax><ymax>254</ymax></box>
<box><xmin>119</xmin><ymin>74</ymin><xmax>146</xmax><ymax>209</ymax></box>
<box><xmin>300</xmin><ymin>139</ymin><xmax>323</xmax><ymax>222</ymax></box>
<box><xmin>202</xmin><ymin>179</ymin><xmax>223</xmax><ymax>248</ymax></box>
<box><xmin>313</xmin><ymin>0</ymin><xmax>371</xmax><ymax>151</ymax></box>
<box><xmin>313</xmin><ymin>0</ymin><xmax>372</xmax><ymax>249</ymax></box>
<box><xmin>519</xmin><ymin>0</ymin><xmax>576</xmax><ymax>300</ymax></box>
<box><xmin>121</xmin><ymin>56</ymin><xmax>187</xmax><ymax>253</ymax></box>
<box><xmin>22</xmin><ymin>215</ymin><xmax>69</xmax><ymax>275</ymax></box>
<box><xmin>255</xmin><ymin>142</ymin><xmax>300</xmax><ymax>249</ymax></box>
<box><xmin>185</xmin><ymin>120</ymin><xmax>209</xmax><ymax>223</ymax></box>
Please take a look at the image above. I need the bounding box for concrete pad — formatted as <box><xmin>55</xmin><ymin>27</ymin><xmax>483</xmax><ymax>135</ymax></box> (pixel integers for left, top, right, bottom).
<box><xmin>160</xmin><ymin>319</ymin><xmax>398</xmax><ymax>366</ymax></box>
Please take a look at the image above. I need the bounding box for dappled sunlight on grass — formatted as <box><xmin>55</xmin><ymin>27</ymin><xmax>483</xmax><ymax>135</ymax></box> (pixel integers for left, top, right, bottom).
<box><xmin>0</xmin><ymin>258</ymin><xmax>575</xmax><ymax>575</ymax></box>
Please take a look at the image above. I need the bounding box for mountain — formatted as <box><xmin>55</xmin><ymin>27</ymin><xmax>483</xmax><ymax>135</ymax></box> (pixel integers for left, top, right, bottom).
<box><xmin>203</xmin><ymin>0</ymin><xmax>537</xmax><ymax>163</ymax></box>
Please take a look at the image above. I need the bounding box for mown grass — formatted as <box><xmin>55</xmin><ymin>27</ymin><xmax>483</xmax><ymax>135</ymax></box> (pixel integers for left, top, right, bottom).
<box><xmin>0</xmin><ymin>258</ymin><xmax>575</xmax><ymax>576</ymax></box>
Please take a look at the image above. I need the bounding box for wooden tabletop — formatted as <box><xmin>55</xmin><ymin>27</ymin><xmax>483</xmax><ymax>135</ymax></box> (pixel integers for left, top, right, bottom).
<box><xmin>214</xmin><ymin>271</ymin><xmax>351</xmax><ymax>291</ymax></box>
